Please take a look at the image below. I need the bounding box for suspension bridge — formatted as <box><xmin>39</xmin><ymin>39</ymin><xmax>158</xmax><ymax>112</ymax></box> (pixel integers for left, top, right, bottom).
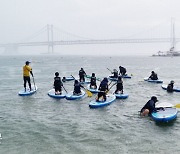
<box><xmin>1</xmin><ymin>20</ymin><xmax>180</xmax><ymax>53</ymax></box>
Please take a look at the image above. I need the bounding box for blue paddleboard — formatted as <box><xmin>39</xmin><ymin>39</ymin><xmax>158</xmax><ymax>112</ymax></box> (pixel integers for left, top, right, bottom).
<box><xmin>48</xmin><ymin>89</ymin><xmax>66</xmax><ymax>99</ymax></box>
<box><xmin>89</xmin><ymin>94</ymin><xmax>116</xmax><ymax>108</ymax></box>
<box><xmin>108</xmin><ymin>76</ymin><xmax>118</xmax><ymax>81</ymax></box>
<box><xmin>151</xmin><ymin>102</ymin><xmax>178</xmax><ymax>122</ymax></box>
<box><xmin>66</xmin><ymin>90</ymin><xmax>85</xmax><ymax>100</ymax></box>
<box><xmin>63</xmin><ymin>76</ymin><xmax>74</xmax><ymax>81</ymax></box>
<box><xmin>144</xmin><ymin>78</ymin><xmax>163</xmax><ymax>83</ymax></box>
<box><xmin>122</xmin><ymin>74</ymin><xmax>131</xmax><ymax>79</ymax></box>
<box><xmin>18</xmin><ymin>86</ymin><xmax>38</xmax><ymax>96</ymax></box>
<box><xmin>161</xmin><ymin>84</ymin><xmax>180</xmax><ymax>92</ymax></box>
<box><xmin>115</xmin><ymin>93</ymin><xmax>129</xmax><ymax>99</ymax></box>
<box><xmin>87</xmin><ymin>84</ymin><xmax>99</xmax><ymax>93</ymax></box>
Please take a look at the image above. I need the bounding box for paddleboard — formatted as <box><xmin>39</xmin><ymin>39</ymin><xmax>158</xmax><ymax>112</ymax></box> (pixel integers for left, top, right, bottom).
<box><xmin>85</xmin><ymin>75</ymin><xmax>101</xmax><ymax>81</ymax></box>
<box><xmin>80</xmin><ymin>81</ymin><xmax>91</xmax><ymax>84</ymax></box>
<box><xmin>66</xmin><ymin>90</ymin><xmax>85</xmax><ymax>100</ymax></box>
<box><xmin>115</xmin><ymin>93</ymin><xmax>129</xmax><ymax>99</ymax></box>
<box><xmin>18</xmin><ymin>86</ymin><xmax>38</xmax><ymax>96</ymax></box>
<box><xmin>144</xmin><ymin>78</ymin><xmax>163</xmax><ymax>83</ymax></box>
<box><xmin>151</xmin><ymin>107</ymin><xmax>177</xmax><ymax>122</ymax></box>
<box><xmin>89</xmin><ymin>94</ymin><xmax>116</xmax><ymax>108</ymax></box>
<box><xmin>48</xmin><ymin>89</ymin><xmax>66</xmax><ymax>99</ymax></box>
<box><xmin>122</xmin><ymin>74</ymin><xmax>131</xmax><ymax>79</ymax></box>
<box><xmin>161</xmin><ymin>84</ymin><xmax>180</xmax><ymax>92</ymax></box>
<box><xmin>62</xmin><ymin>76</ymin><xmax>74</xmax><ymax>82</ymax></box>
<box><xmin>108</xmin><ymin>76</ymin><xmax>118</xmax><ymax>81</ymax></box>
<box><xmin>87</xmin><ymin>84</ymin><xmax>99</xmax><ymax>93</ymax></box>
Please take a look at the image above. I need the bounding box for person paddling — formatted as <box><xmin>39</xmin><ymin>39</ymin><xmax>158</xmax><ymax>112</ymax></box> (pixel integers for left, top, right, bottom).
<box><xmin>23</xmin><ymin>61</ymin><xmax>33</xmax><ymax>91</ymax></box>
<box><xmin>167</xmin><ymin>80</ymin><xmax>174</xmax><ymax>92</ymax></box>
<box><xmin>96</xmin><ymin>77</ymin><xmax>109</xmax><ymax>102</ymax></box>
<box><xmin>90</xmin><ymin>73</ymin><xmax>97</xmax><ymax>89</ymax></box>
<box><xmin>110</xmin><ymin>69</ymin><xmax>118</xmax><ymax>78</ymax></box>
<box><xmin>148</xmin><ymin>71</ymin><xmax>158</xmax><ymax>80</ymax></box>
<box><xmin>79</xmin><ymin>68</ymin><xmax>86</xmax><ymax>82</ymax></box>
<box><xmin>73</xmin><ymin>80</ymin><xmax>84</xmax><ymax>95</ymax></box>
<box><xmin>119</xmin><ymin>66</ymin><xmax>127</xmax><ymax>76</ymax></box>
<box><xmin>140</xmin><ymin>96</ymin><xmax>158</xmax><ymax>116</ymax></box>
<box><xmin>54</xmin><ymin>72</ymin><xmax>63</xmax><ymax>95</ymax></box>
<box><xmin>114</xmin><ymin>76</ymin><xmax>123</xmax><ymax>94</ymax></box>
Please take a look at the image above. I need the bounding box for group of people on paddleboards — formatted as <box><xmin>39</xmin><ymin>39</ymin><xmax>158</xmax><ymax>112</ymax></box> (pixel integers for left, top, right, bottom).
<box><xmin>22</xmin><ymin>61</ymin><xmax>126</xmax><ymax>101</ymax></box>
<box><xmin>23</xmin><ymin>61</ymin><xmax>176</xmax><ymax>117</ymax></box>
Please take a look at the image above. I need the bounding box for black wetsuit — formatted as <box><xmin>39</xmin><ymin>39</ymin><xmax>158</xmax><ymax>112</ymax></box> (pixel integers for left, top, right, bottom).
<box><xmin>54</xmin><ymin>77</ymin><xmax>63</xmax><ymax>92</ymax></box>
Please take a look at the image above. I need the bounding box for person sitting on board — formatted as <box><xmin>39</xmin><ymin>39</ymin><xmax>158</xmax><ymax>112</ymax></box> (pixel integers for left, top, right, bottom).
<box><xmin>62</xmin><ymin>77</ymin><xmax>66</xmax><ymax>82</ymax></box>
<box><xmin>114</xmin><ymin>76</ymin><xmax>123</xmax><ymax>94</ymax></box>
<box><xmin>148</xmin><ymin>71</ymin><xmax>158</xmax><ymax>80</ymax></box>
<box><xmin>167</xmin><ymin>80</ymin><xmax>174</xmax><ymax>92</ymax></box>
<box><xmin>140</xmin><ymin>96</ymin><xmax>158</xmax><ymax>116</ymax></box>
<box><xmin>79</xmin><ymin>68</ymin><xmax>86</xmax><ymax>82</ymax></box>
<box><xmin>73</xmin><ymin>80</ymin><xmax>84</xmax><ymax>95</ymax></box>
<box><xmin>110</xmin><ymin>69</ymin><xmax>118</xmax><ymax>78</ymax></box>
<box><xmin>54</xmin><ymin>72</ymin><xmax>63</xmax><ymax>95</ymax></box>
<box><xmin>96</xmin><ymin>77</ymin><xmax>109</xmax><ymax>102</ymax></box>
<box><xmin>90</xmin><ymin>73</ymin><xmax>97</xmax><ymax>89</ymax></box>
<box><xmin>23</xmin><ymin>61</ymin><xmax>34</xmax><ymax>91</ymax></box>
<box><xmin>119</xmin><ymin>66</ymin><xmax>127</xmax><ymax>76</ymax></box>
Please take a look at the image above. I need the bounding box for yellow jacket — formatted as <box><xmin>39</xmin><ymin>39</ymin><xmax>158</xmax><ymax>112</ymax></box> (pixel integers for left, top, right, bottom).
<box><xmin>23</xmin><ymin>65</ymin><xmax>32</xmax><ymax>77</ymax></box>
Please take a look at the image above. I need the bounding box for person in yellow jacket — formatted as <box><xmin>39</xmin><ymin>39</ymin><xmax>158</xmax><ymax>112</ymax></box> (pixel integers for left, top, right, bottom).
<box><xmin>23</xmin><ymin>61</ymin><xmax>33</xmax><ymax>91</ymax></box>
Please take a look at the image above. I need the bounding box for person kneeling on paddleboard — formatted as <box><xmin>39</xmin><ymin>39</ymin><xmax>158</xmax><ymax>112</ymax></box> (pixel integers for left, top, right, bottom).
<box><xmin>167</xmin><ymin>80</ymin><xmax>174</xmax><ymax>93</ymax></box>
<box><xmin>90</xmin><ymin>73</ymin><xmax>97</xmax><ymax>89</ymax></box>
<box><xmin>148</xmin><ymin>71</ymin><xmax>158</xmax><ymax>80</ymax></box>
<box><xmin>140</xmin><ymin>96</ymin><xmax>158</xmax><ymax>116</ymax></box>
<box><xmin>54</xmin><ymin>72</ymin><xmax>63</xmax><ymax>95</ymax></box>
<box><xmin>96</xmin><ymin>77</ymin><xmax>109</xmax><ymax>102</ymax></box>
<box><xmin>119</xmin><ymin>66</ymin><xmax>126</xmax><ymax>76</ymax></box>
<box><xmin>73</xmin><ymin>80</ymin><xmax>84</xmax><ymax>95</ymax></box>
<box><xmin>110</xmin><ymin>69</ymin><xmax>118</xmax><ymax>78</ymax></box>
<box><xmin>114</xmin><ymin>76</ymin><xmax>123</xmax><ymax>94</ymax></box>
<box><xmin>23</xmin><ymin>61</ymin><xmax>33</xmax><ymax>92</ymax></box>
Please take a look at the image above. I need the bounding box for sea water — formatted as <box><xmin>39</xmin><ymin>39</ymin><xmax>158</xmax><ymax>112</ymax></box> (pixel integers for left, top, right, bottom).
<box><xmin>0</xmin><ymin>55</ymin><xmax>180</xmax><ymax>154</ymax></box>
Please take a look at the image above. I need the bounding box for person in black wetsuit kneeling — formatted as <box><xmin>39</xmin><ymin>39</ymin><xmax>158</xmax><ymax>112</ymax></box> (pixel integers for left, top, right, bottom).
<box><xmin>167</xmin><ymin>80</ymin><xmax>174</xmax><ymax>92</ymax></box>
<box><xmin>148</xmin><ymin>71</ymin><xmax>158</xmax><ymax>80</ymax></box>
<box><xmin>90</xmin><ymin>73</ymin><xmax>97</xmax><ymax>89</ymax></box>
<box><xmin>114</xmin><ymin>76</ymin><xmax>123</xmax><ymax>94</ymax></box>
<box><xmin>54</xmin><ymin>72</ymin><xmax>63</xmax><ymax>95</ymax></box>
<box><xmin>73</xmin><ymin>80</ymin><xmax>84</xmax><ymax>95</ymax></box>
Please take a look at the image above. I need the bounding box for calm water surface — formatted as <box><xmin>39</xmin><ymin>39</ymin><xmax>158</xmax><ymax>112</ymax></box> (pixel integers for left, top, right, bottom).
<box><xmin>0</xmin><ymin>55</ymin><xmax>180</xmax><ymax>154</ymax></box>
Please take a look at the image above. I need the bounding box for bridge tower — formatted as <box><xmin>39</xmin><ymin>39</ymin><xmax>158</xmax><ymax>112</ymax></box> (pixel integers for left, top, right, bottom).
<box><xmin>47</xmin><ymin>24</ymin><xmax>54</xmax><ymax>53</ymax></box>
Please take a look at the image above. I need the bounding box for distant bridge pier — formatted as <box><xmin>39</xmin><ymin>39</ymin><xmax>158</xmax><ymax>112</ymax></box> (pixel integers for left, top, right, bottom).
<box><xmin>47</xmin><ymin>24</ymin><xmax>54</xmax><ymax>53</ymax></box>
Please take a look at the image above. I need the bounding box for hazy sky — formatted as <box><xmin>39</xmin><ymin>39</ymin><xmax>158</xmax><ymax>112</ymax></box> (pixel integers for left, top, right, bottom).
<box><xmin>1</xmin><ymin>0</ymin><xmax>180</xmax><ymax>55</ymax></box>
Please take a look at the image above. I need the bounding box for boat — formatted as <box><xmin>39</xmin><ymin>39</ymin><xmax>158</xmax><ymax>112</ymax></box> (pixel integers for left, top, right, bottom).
<box><xmin>152</xmin><ymin>19</ymin><xmax>180</xmax><ymax>57</ymax></box>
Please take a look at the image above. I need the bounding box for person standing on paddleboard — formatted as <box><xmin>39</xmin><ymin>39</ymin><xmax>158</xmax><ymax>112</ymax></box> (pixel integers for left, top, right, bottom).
<box><xmin>54</xmin><ymin>72</ymin><xmax>63</xmax><ymax>95</ymax></box>
<box><xmin>140</xmin><ymin>96</ymin><xmax>158</xmax><ymax>116</ymax></box>
<box><xmin>114</xmin><ymin>76</ymin><xmax>123</xmax><ymax>94</ymax></box>
<box><xmin>96</xmin><ymin>77</ymin><xmax>109</xmax><ymax>102</ymax></box>
<box><xmin>79</xmin><ymin>68</ymin><xmax>86</xmax><ymax>82</ymax></box>
<box><xmin>23</xmin><ymin>61</ymin><xmax>33</xmax><ymax>91</ymax></box>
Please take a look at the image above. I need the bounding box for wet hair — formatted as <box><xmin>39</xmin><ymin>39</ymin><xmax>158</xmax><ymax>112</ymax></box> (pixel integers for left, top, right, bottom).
<box><xmin>75</xmin><ymin>80</ymin><xmax>78</xmax><ymax>84</ymax></box>
<box><xmin>151</xmin><ymin>96</ymin><xmax>158</xmax><ymax>102</ymax></box>
<box><xmin>25</xmin><ymin>61</ymin><xmax>30</xmax><ymax>65</ymax></box>
<box><xmin>55</xmin><ymin>72</ymin><xmax>59</xmax><ymax>77</ymax></box>
<box><xmin>151</xmin><ymin>71</ymin><xmax>155</xmax><ymax>74</ymax></box>
<box><xmin>92</xmin><ymin>73</ymin><xmax>95</xmax><ymax>77</ymax></box>
<box><xmin>103</xmin><ymin>77</ymin><xmax>108</xmax><ymax>82</ymax></box>
<box><xmin>118</xmin><ymin>76</ymin><xmax>122</xmax><ymax>80</ymax></box>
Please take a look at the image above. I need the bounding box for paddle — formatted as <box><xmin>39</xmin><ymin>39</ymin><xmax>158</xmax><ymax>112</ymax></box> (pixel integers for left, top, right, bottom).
<box><xmin>85</xmin><ymin>74</ymin><xmax>101</xmax><ymax>81</ymax></box>
<box><xmin>174</xmin><ymin>104</ymin><xmax>180</xmax><ymax>108</ymax></box>
<box><xmin>71</xmin><ymin>75</ymin><xmax>93</xmax><ymax>97</ymax></box>
<box><xmin>32</xmin><ymin>76</ymin><xmax>36</xmax><ymax>90</ymax></box>
<box><xmin>62</xmin><ymin>85</ymin><xmax>68</xmax><ymax>93</ymax></box>
<box><xmin>107</xmin><ymin>68</ymin><xmax>113</xmax><ymax>74</ymax></box>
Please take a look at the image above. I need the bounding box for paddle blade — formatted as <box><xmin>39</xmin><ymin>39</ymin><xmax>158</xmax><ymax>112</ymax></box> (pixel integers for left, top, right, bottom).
<box><xmin>174</xmin><ymin>104</ymin><xmax>180</xmax><ymax>108</ymax></box>
<box><xmin>86</xmin><ymin>90</ymin><xmax>93</xmax><ymax>97</ymax></box>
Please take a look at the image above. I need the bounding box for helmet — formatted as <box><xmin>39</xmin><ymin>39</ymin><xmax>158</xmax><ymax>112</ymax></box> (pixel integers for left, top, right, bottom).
<box><xmin>151</xmin><ymin>96</ymin><xmax>158</xmax><ymax>102</ymax></box>
<box><xmin>55</xmin><ymin>72</ymin><xmax>59</xmax><ymax>76</ymax></box>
